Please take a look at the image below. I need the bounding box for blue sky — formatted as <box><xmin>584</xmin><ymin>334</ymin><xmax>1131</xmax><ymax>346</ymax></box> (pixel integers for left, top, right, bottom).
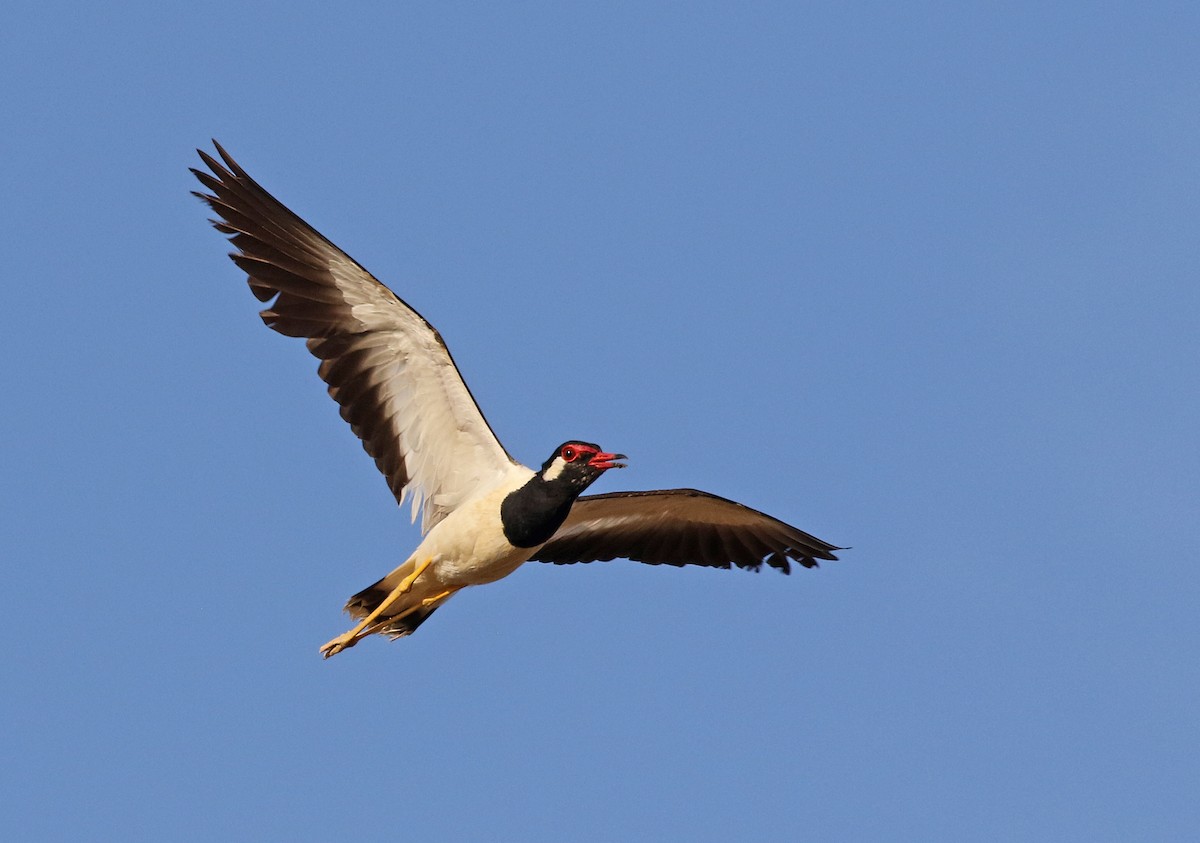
<box><xmin>4</xmin><ymin>2</ymin><xmax>1197</xmax><ymax>840</ymax></box>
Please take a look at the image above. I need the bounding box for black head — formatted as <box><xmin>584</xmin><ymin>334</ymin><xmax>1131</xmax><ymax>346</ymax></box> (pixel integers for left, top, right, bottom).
<box><xmin>538</xmin><ymin>441</ymin><xmax>627</xmax><ymax>490</ymax></box>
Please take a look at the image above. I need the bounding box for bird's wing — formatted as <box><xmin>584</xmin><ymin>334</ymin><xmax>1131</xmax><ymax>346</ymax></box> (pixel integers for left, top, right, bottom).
<box><xmin>192</xmin><ymin>141</ymin><xmax>517</xmax><ymax>533</ymax></box>
<box><xmin>531</xmin><ymin>489</ymin><xmax>840</xmax><ymax>574</ymax></box>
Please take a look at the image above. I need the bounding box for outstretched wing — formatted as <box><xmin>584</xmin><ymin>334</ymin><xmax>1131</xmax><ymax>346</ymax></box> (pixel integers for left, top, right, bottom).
<box><xmin>193</xmin><ymin>141</ymin><xmax>517</xmax><ymax>533</ymax></box>
<box><xmin>532</xmin><ymin>489</ymin><xmax>840</xmax><ymax>574</ymax></box>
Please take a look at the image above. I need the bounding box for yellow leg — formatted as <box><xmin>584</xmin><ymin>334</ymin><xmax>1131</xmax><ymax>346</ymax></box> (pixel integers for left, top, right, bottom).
<box><xmin>420</xmin><ymin>589</ymin><xmax>457</xmax><ymax>607</ymax></box>
<box><xmin>319</xmin><ymin>558</ymin><xmax>434</xmax><ymax>659</ymax></box>
<box><xmin>360</xmin><ymin>588</ymin><xmax>460</xmax><ymax>638</ymax></box>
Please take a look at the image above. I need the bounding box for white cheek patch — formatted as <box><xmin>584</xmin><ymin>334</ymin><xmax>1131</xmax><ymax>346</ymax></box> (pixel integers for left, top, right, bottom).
<box><xmin>542</xmin><ymin>456</ymin><xmax>568</xmax><ymax>482</ymax></box>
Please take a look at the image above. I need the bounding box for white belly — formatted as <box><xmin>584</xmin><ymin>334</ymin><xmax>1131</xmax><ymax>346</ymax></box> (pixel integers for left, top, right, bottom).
<box><xmin>415</xmin><ymin>467</ymin><xmax>539</xmax><ymax>587</ymax></box>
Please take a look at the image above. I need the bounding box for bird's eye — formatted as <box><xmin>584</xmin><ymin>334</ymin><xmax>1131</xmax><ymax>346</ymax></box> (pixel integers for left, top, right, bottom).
<box><xmin>562</xmin><ymin>446</ymin><xmax>578</xmax><ymax>462</ymax></box>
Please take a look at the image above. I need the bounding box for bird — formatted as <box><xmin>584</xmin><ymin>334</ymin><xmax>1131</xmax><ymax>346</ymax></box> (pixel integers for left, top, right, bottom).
<box><xmin>192</xmin><ymin>141</ymin><xmax>841</xmax><ymax>658</ymax></box>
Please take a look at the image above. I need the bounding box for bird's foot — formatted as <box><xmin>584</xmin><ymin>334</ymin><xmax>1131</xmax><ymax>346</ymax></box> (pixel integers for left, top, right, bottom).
<box><xmin>319</xmin><ymin>631</ymin><xmax>359</xmax><ymax>659</ymax></box>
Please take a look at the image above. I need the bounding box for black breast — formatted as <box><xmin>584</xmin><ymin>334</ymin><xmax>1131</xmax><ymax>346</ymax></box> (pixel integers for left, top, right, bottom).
<box><xmin>500</xmin><ymin>478</ymin><xmax>579</xmax><ymax>548</ymax></box>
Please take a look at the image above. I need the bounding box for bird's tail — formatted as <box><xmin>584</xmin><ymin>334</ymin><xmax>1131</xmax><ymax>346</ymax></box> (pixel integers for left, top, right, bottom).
<box><xmin>343</xmin><ymin>560</ymin><xmax>451</xmax><ymax>639</ymax></box>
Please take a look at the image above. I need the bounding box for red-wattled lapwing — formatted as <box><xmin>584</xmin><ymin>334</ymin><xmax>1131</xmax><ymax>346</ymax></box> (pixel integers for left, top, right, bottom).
<box><xmin>192</xmin><ymin>142</ymin><xmax>841</xmax><ymax>658</ymax></box>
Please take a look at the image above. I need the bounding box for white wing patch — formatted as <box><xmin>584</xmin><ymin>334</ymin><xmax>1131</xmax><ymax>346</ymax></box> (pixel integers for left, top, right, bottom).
<box><xmin>193</xmin><ymin>144</ymin><xmax>518</xmax><ymax>535</ymax></box>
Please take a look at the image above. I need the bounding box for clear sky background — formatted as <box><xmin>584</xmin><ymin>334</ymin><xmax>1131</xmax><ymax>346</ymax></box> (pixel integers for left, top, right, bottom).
<box><xmin>3</xmin><ymin>3</ymin><xmax>1197</xmax><ymax>841</ymax></box>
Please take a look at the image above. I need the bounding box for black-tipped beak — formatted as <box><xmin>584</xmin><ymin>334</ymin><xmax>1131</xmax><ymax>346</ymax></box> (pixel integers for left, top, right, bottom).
<box><xmin>589</xmin><ymin>452</ymin><xmax>627</xmax><ymax>470</ymax></box>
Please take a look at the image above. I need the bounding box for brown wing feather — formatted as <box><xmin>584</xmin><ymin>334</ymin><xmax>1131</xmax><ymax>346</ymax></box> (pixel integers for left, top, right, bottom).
<box><xmin>532</xmin><ymin>489</ymin><xmax>841</xmax><ymax>574</ymax></box>
<box><xmin>192</xmin><ymin>142</ymin><xmax>516</xmax><ymax>531</ymax></box>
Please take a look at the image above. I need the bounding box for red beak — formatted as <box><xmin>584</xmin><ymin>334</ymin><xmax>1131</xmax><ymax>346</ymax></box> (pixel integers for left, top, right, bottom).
<box><xmin>588</xmin><ymin>451</ymin><xmax>627</xmax><ymax>470</ymax></box>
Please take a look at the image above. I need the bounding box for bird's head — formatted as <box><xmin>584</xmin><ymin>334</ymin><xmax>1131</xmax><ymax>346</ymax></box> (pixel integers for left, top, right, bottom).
<box><xmin>539</xmin><ymin>441</ymin><xmax>627</xmax><ymax>489</ymax></box>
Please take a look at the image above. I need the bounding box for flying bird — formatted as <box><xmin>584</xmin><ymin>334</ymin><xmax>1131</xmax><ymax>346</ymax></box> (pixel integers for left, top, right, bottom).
<box><xmin>192</xmin><ymin>142</ymin><xmax>841</xmax><ymax>658</ymax></box>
